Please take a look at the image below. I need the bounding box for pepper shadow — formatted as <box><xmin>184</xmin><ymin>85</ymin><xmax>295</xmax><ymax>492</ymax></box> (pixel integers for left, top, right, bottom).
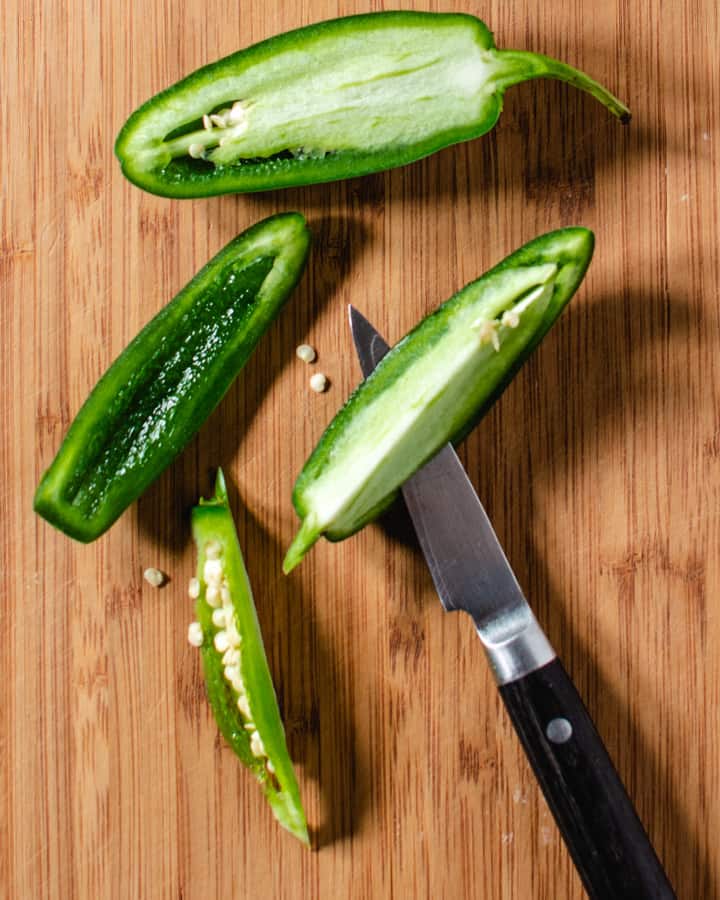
<box><xmin>134</xmin><ymin>212</ymin><xmax>373</xmax><ymax>555</ymax></box>
<box><xmin>369</xmin><ymin>286</ymin><xmax>714</xmax><ymax>895</ymax></box>
<box><xmin>221</xmin><ymin>476</ymin><xmax>368</xmax><ymax>848</ymax></box>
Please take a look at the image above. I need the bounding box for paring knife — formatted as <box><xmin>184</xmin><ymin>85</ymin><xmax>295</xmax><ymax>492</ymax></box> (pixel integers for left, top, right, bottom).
<box><xmin>349</xmin><ymin>305</ymin><xmax>675</xmax><ymax>900</ymax></box>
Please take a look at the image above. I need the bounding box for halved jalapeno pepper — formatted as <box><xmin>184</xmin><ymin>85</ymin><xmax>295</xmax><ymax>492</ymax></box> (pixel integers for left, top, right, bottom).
<box><xmin>188</xmin><ymin>469</ymin><xmax>309</xmax><ymax>844</ymax></box>
<box><xmin>34</xmin><ymin>213</ymin><xmax>311</xmax><ymax>542</ymax></box>
<box><xmin>115</xmin><ymin>12</ymin><xmax>630</xmax><ymax>198</ymax></box>
<box><xmin>284</xmin><ymin>228</ymin><xmax>594</xmax><ymax>572</ymax></box>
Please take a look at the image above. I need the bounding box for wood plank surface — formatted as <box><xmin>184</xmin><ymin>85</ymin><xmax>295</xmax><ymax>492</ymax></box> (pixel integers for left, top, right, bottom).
<box><xmin>2</xmin><ymin>0</ymin><xmax>718</xmax><ymax>897</ymax></box>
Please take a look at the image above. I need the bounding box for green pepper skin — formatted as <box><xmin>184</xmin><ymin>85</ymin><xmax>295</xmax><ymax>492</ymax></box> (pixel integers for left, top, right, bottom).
<box><xmin>34</xmin><ymin>213</ymin><xmax>310</xmax><ymax>542</ymax></box>
<box><xmin>192</xmin><ymin>470</ymin><xmax>309</xmax><ymax>844</ymax></box>
<box><xmin>284</xmin><ymin>228</ymin><xmax>594</xmax><ymax>572</ymax></box>
<box><xmin>115</xmin><ymin>12</ymin><xmax>630</xmax><ymax>198</ymax></box>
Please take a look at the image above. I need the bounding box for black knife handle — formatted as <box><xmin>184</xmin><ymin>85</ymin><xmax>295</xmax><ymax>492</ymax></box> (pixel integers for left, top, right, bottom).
<box><xmin>499</xmin><ymin>658</ymin><xmax>676</xmax><ymax>900</ymax></box>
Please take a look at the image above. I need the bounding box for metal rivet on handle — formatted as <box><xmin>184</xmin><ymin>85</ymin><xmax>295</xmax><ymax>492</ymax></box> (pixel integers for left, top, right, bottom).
<box><xmin>545</xmin><ymin>717</ymin><xmax>573</xmax><ymax>744</ymax></box>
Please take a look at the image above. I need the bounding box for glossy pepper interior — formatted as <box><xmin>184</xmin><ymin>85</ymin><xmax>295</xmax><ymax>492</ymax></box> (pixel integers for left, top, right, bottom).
<box><xmin>115</xmin><ymin>12</ymin><xmax>630</xmax><ymax>197</ymax></box>
<box><xmin>34</xmin><ymin>213</ymin><xmax>311</xmax><ymax>541</ymax></box>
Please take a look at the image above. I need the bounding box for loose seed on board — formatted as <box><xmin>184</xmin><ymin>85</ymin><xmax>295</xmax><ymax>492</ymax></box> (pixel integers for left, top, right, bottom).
<box><xmin>188</xmin><ymin>577</ymin><xmax>200</xmax><ymax>599</ymax></box>
<box><xmin>143</xmin><ymin>567</ymin><xmax>166</xmax><ymax>588</ymax></box>
<box><xmin>309</xmin><ymin>372</ymin><xmax>328</xmax><ymax>393</ymax></box>
<box><xmin>296</xmin><ymin>343</ymin><xmax>316</xmax><ymax>364</ymax></box>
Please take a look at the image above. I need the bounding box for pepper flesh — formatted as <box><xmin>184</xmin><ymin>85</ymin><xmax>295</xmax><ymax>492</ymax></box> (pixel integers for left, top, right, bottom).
<box><xmin>115</xmin><ymin>12</ymin><xmax>630</xmax><ymax>198</ymax></box>
<box><xmin>284</xmin><ymin>228</ymin><xmax>594</xmax><ymax>572</ymax></box>
<box><xmin>34</xmin><ymin>213</ymin><xmax>310</xmax><ymax>542</ymax></box>
<box><xmin>192</xmin><ymin>470</ymin><xmax>309</xmax><ymax>844</ymax></box>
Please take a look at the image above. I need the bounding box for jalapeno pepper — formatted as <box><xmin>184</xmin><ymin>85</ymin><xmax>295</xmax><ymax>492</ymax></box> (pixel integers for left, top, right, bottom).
<box><xmin>283</xmin><ymin>228</ymin><xmax>594</xmax><ymax>572</ymax></box>
<box><xmin>188</xmin><ymin>469</ymin><xmax>309</xmax><ymax>844</ymax></box>
<box><xmin>115</xmin><ymin>12</ymin><xmax>629</xmax><ymax>198</ymax></box>
<box><xmin>34</xmin><ymin>212</ymin><xmax>310</xmax><ymax>542</ymax></box>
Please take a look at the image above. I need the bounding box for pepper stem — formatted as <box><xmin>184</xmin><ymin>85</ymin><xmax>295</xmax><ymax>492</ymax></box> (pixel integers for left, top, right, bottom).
<box><xmin>283</xmin><ymin>516</ymin><xmax>322</xmax><ymax>574</ymax></box>
<box><xmin>491</xmin><ymin>50</ymin><xmax>631</xmax><ymax>123</ymax></box>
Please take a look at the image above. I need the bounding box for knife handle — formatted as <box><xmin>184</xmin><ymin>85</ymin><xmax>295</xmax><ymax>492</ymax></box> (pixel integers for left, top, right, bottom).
<box><xmin>499</xmin><ymin>658</ymin><xmax>676</xmax><ymax>900</ymax></box>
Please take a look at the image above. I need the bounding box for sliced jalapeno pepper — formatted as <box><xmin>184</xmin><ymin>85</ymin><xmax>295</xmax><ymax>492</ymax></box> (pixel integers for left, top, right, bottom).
<box><xmin>189</xmin><ymin>469</ymin><xmax>309</xmax><ymax>844</ymax></box>
<box><xmin>115</xmin><ymin>12</ymin><xmax>629</xmax><ymax>198</ymax></box>
<box><xmin>283</xmin><ymin>228</ymin><xmax>594</xmax><ymax>572</ymax></box>
<box><xmin>34</xmin><ymin>213</ymin><xmax>310</xmax><ymax>542</ymax></box>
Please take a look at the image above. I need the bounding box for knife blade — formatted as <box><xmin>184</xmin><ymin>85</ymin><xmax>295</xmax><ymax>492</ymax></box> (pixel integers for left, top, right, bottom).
<box><xmin>349</xmin><ymin>305</ymin><xmax>675</xmax><ymax>900</ymax></box>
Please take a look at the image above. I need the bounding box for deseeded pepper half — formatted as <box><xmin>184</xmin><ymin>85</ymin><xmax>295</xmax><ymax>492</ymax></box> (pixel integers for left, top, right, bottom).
<box><xmin>189</xmin><ymin>469</ymin><xmax>309</xmax><ymax>844</ymax></box>
<box><xmin>34</xmin><ymin>213</ymin><xmax>310</xmax><ymax>542</ymax></box>
<box><xmin>284</xmin><ymin>228</ymin><xmax>594</xmax><ymax>572</ymax></box>
<box><xmin>115</xmin><ymin>12</ymin><xmax>629</xmax><ymax>198</ymax></box>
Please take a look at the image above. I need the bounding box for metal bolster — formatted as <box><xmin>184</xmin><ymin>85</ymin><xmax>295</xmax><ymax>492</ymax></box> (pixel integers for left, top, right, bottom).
<box><xmin>479</xmin><ymin>613</ymin><xmax>556</xmax><ymax>685</ymax></box>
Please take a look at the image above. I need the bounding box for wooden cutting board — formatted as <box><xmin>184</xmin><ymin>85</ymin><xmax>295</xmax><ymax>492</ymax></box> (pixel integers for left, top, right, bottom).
<box><xmin>2</xmin><ymin>0</ymin><xmax>718</xmax><ymax>897</ymax></box>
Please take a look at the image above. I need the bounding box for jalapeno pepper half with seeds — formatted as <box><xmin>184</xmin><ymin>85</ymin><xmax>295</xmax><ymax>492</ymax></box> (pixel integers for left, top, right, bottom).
<box><xmin>284</xmin><ymin>228</ymin><xmax>594</xmax><ymax>572</ymax></box>
<box><xmin>189</xmin><ymin>469</ymin><xmax>309</xmax><ymax>844</ymax></box>
<box><xmin>34</xmin><ymin>213</ymin><xmax>310</xmax><ymax>542</ymax></box>
<box><xmin>115</xmin><ymin>12</ymin><xmax>629</xmax><ymax>198</ymax></box>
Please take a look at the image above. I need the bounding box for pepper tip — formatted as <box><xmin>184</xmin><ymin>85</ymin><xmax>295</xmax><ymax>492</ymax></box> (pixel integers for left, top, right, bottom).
<box><xmin>213</xmin><ymin>468</ymin><xmax>229</xmax><ymax>504</ymax></box>
<box><xmin>282</xmin><ymin>517</ymin><xmax>321</xmax><ymax>573</ymax></box>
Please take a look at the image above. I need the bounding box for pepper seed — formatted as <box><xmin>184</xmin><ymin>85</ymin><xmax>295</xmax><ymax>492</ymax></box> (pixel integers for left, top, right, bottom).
<box><xmin>309</xmin><ymin>372</ymin><xmax>329</xmax><ymax>393</ymax></box>
<box><xmin>296</xmin><ymin>343</ymin><xmax>317</xmax><ymax>364</ymax></box>
<box><xmin>214</xmin><ymin>630</ymin><xmax>231</xmax><ymax>653</ymax></box>
<box><xmin>143</xmin><ymin>567</ymin><xmax>166</xmax><ymax>588</ymax></box>
<box><xmin>187</xmin><ymin>622</ymin><xmax>203</xmax><ymax>647</ymax></box>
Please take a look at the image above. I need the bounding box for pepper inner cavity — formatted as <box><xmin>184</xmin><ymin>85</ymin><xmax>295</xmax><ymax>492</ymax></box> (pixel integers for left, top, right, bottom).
<box><xmin>198</xmin><ymin>541</ymin><xmax>273</xmax><ymax>773</ymax></box>
<box><xmin>67</xmin><ymin>257</ymin><xmax>273</xmax><ymax>514</ymax></box>
<box><xmin>164</xmin><ymin>101</ymin><xmax>250</xmax><ymax>159</ymax></box>
<box><xmin>163</xmin><ymin>100</ymin><xmax>333</xmax><ymax>166</ymax></box>
<box><xmin>472</xmin><ymin>270</ymin><xmax>557</xmax><ymax>351</ymax></box>
<box><xmin>157</xmin><ymin>28</ymin><xmax>492</xmax><ymax>168</ymax></box>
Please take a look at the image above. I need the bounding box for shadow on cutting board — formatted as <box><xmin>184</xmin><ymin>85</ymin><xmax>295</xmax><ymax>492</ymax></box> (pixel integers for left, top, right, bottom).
<box><xmin>371</xmin><ymin>286</ymin><xmax>715</xmax><ymax>897</ymax></box>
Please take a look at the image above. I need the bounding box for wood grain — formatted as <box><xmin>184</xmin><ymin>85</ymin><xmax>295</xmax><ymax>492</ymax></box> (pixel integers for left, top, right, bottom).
<box><xmin>2</xmin><ymin>0</ymin><xmax>718</xmax><ymax>897</ymax></box>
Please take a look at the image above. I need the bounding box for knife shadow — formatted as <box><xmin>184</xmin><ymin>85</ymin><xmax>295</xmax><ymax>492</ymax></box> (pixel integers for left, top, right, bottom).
<box><xmin>134</xmin><ymin>211</ymin><xmax>373</xmax><ymax>555</ymax></box>
<box><xmin>373</xmin><ymin>287</ymin><xmax>716</xmax><ymax>897</ymax></box>
<box><xmin>225</xmin><ymin>482</ymin><xmax>368</xmax><ymax>849</ymax></box>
